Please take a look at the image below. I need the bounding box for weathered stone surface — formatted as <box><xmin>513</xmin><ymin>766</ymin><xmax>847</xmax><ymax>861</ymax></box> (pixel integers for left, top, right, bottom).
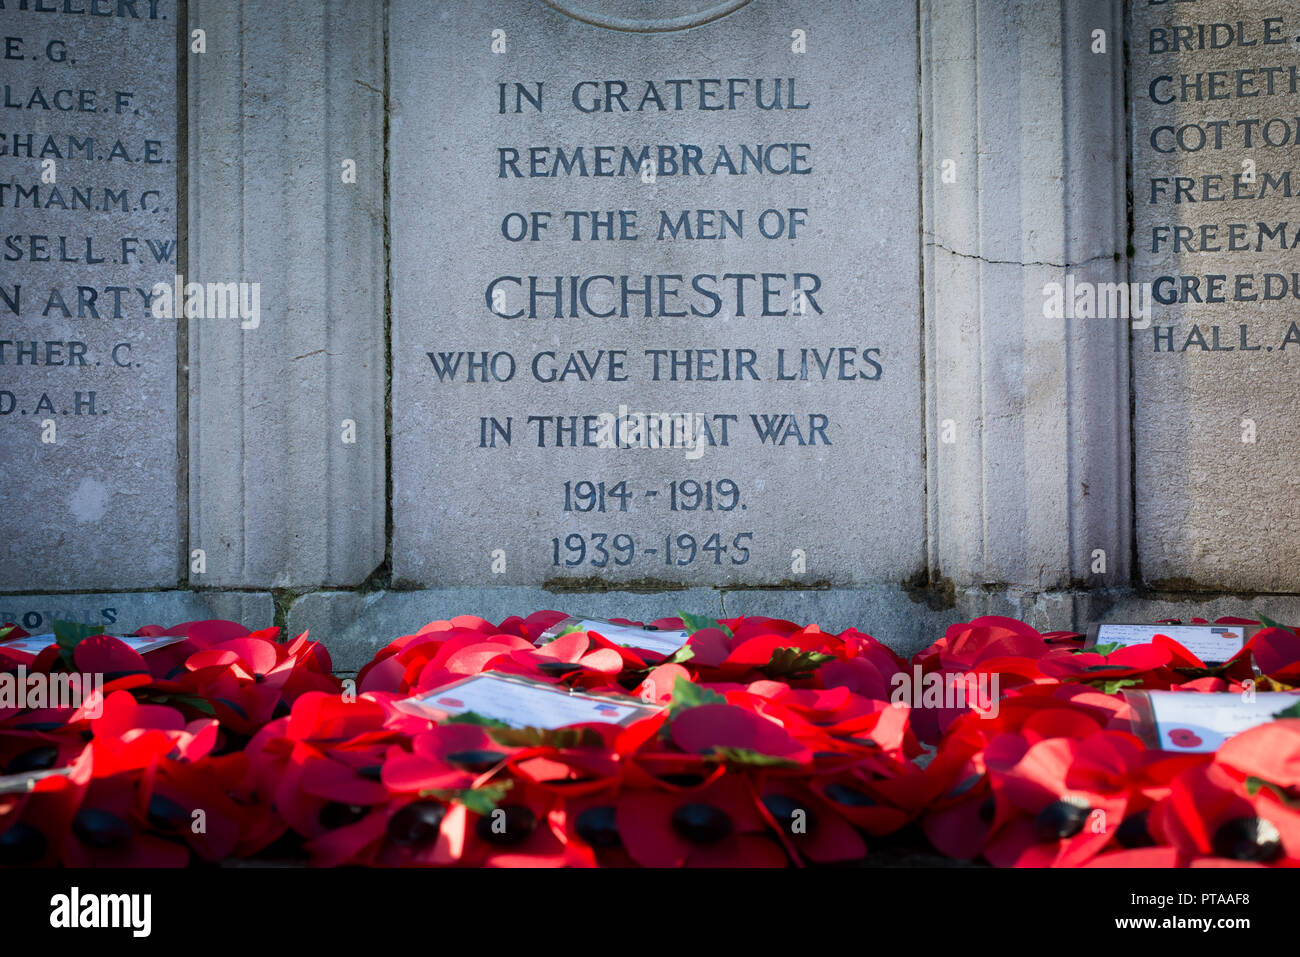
<box><xmin>186</xmin><ymin>0</ymin><xmax>386</xmax><ymax>588</ymax></box>
<box><xmin>1077</xmin><ymin>592</ymin><xmax>1300</xmax><ymax>632</ymax></box>
<box><xmin>283</xmin><ymin>583</ymin><xmax>1115</xmax><ymax>671</ymax></box>
<box><xmin>286</xmin><ymin>587</ymin><xmax>726</xmax><ymax>672</ymax></box>
<box><xmin>720</xmin><ymin>584</ymin><xmax>1092</xmax><ymax>654</ymax></box>
<box><xmin>0</xmin><ymin>1</ymin><xmax>179</xmax><ymax>590</ymax></box>
<box><xmin>921</xmin><ymin>0</ymin><xmax>1132</xmax><ymax>591</ymax></box>
<box><xmin>0</xmin><ymin>590</ymin><xmax>275</xmax><ymax>636</ymax></box>
<box><xmin>10</xmin><ymin>1</ymin><xmax>1296</xmax><ymax>654</ymax></box>
<box><xmin>1130</xmin><ymin>0</ymin><xmax>1300</xmax><ymax>592</ymax></box>
<box><xmin>389</xmin><ymin>0</ymin><xmax>923</xmax><ymax>589</ymax></box>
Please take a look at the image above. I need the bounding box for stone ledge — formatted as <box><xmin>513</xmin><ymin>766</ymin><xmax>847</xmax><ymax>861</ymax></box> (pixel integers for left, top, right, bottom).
<box><xmin>286</xmin><ymin>587</ymin><xmax>727</xmax><ymax>673</ymax></box>
<box><xmin>7</xmin><ymin>587</ymin><xmax>1297</xmax><ymax>677</ymax></box>
<box><xmin>0</xmin><ymin>591</ymin><xmax>276</xmax><ymax>637</ymax></box>
<box><xmin>285</xmin><ymin>584</ymin><xmax>1300</xmax><ymax>673</ymax></box>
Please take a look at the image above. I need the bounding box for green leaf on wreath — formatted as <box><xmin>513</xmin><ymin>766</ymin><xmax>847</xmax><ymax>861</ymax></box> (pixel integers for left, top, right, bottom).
<box><xmin>1244</xmin><ymin>776</ymin><xmax>1300</xmax><ymax>807</ymax></box>
<box><xmin>1073</xmin><ymin>641</ymin><xmax>1122</xmax><ymax>656</ymax></box>
<box><xmin>667</xmin><ymin>675</ymin><xmax>726</xmax><ymax>717</ymax></box>
<box><xmin>488</xmin><ymin>726</ymin><xmax>603</xmax><ymax>749</ymax></box>
<box><xmin>659</xmin><ymin>644</ymin><xmax>696</xmax><ymax>666</ymax></box>
<box><xmin>1256</xmin><ymin>612</ymin><xmax>1297</xmax><ymax>635</ymax></box>
<box><xmin>1094</xmin><ymin>677</ymin><xmax>1143</xmax><ymax>694</ymax></box>
<box><xmin>537</xmin><ymin>622</ymin><xmax>587</xmax><ymax>646</ymax></box>
<box><xmin>1172</xmin><ymin>662</ymin><xmax>1234</xmax><ymax>680</ymax></box>
<box><xmin>760</xmin><ymin>646</ymin><xmax>835</xmax><ymax>680</ymax></box>
<box><xmin>141</xmin><ymin>692</ymin><xmax>217</xmax><ymax>716</ymax></box>
<box><xmin>424</xmin><ymin>781</ymin><xmax>513</xmax><ymax>816</ymax></box>
<box><xmin>1273</xmin><ymin>699</ymin><xmax>1300</xmax><ymax>720</ymax></box>
<box><xmin>709</xmin><ymin>747</ymin><xmax>799</xmax><ymax>768</ymax></box>
<box><xmin>444</xmin><ymin>710</ymin><xmax>512</xmax><ymax>729</ymax></box>
<box><xmin>53</xmin><ymin>619</ymin><xmax>104</xmax><ymax>669</ymax></box>
<box><xmin>677</xmin><ymin>610</ymin><xmax>732</xmax><ymax>638</ymax></box>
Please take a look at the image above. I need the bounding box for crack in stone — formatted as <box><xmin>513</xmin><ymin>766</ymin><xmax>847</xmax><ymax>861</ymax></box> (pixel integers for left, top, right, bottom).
<box><xmin>926</xmin><ymin>240</ymin><xmax>1114</xmax><ymax>271</ymax></box>
<box><xmin>291</xmin><ymin>349</ymin><xmax>342</xmax><ymax>361</ymax></box>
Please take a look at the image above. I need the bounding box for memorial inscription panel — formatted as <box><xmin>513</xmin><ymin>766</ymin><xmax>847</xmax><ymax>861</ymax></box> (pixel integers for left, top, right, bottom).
<box><xmin>0</xmin><ymin>0</ymin><xmax>178</xmax><ymax>590</ymax></box>
<box><xmin>1131</xmin><ymin>0</ymin><xmax>1300</xmax><ymax>591</ymax></box>
<box><xmin>391</xmin><ymin>0</ymin><xmax>922</xmax><ymax>588</ymax></box>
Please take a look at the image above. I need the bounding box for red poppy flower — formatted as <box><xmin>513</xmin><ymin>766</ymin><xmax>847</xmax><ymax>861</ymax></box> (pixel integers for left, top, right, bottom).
<box><xmin>981</xmin><ymin>730</ymin><xmax>1149</xmax><ymax>867</ymax></box>
<box><xmin>406</xmin><ymin>632</ymin><xmax>537</xmax><ymax>692</ymax></box>
<box><xmin>1038</xmin><ymin>642</ymin><xmax>1172</xmax><ymax>684</ymax></box>
<box><xmin>1246</xmin><ymin>626</ymin><xmax>1300</xmax><ymax>683</ymax></box>
<box><xmin>915</xmin><ymin>616</ymin><xmax>1055</xmax><ymax>678</ymax></box>
<box><xmin>61</xmin><ymin>741</ymin><xmax>193</xmax><ymax>867</ymax></box>
<box><xmin>615</xmin><ymin>776</ymin><xmax>788</xmax><ymax>867</ymax></box>
<box><xmin>0</xmin><ymin>741</ymin><xmax>91</xmax><ymax>867</ymax></box>
<box><xmin>17</xmin><ymin>606</ymin><xmax>1299</xmax><ymax>869</ymax></box>
<box><xmin>494</xmin><ymin>630</ymin><xmax>633</xmax><ymax>685</ymax></box>
<box><xmin>1084</xmin><ymin>847</ymin><xmax>1181</xmax><ymax>867</ymax></box>
<box><xmin>457</xmin><ymin>803</ymin><xmax>568</xmax><ymax>866</ymax></box>
<box><xmin>135</xmin><ymin>751</ymin><xmax>247</xmax><ymax>861</ymax></box>
<box><xmin>1215</xmin><ymin>719</ymin><xmax>1300</xmax><ymax>788</ymax></box>
<box><xmin>1152</xmin><ymin>760</ymin><xmax>1299</xmax><ymax>866</ymax></box>
<box><xmin>755</xmin><ymin>776</ymin><xmax>868</xmax><ymax>863</ymax></box>
<box><xmin>817</xmin><ymin>655</ymin><xmax>897</xmax><ymax>703</ymax></box>
<box><xmin>556</xmin><ymin>790</ymin><xmax>637</xmax><ymax>867</ymax></box>
<box><xmin>615</xmin><ymin>710</ymin><xmax>730</xmax><ymax>793</ymax></box>
<box><xmin>670</xmin><ymin>701</ymin><xmax>813</xmax><ymax>766</ymax></box>
<box><xmin>507</xmin><ymin>729</ymin><xmax>624</xmax><ymax>798</ymax></box>
<box><xmin>682</xmin><ymin>622</ymin><xmax>844</xmax><ymax>687</ymax></box>
<box><xmin>907</xmin><ymin>617</ymin><xmax>1058</xmax><ymax>744</ymax></box>
<box><xmin>357</xmin><ymin>632</ymin><xmax>451</xmax><ymax>695</ymax></box>
<box><xmin>382</xmin><ymin>724</ymin><xmax>517</xmax><ymax>794</ymax></box>
<box><xmin>634</xmin><ymin>663</ymin><xmax>691</xmax><ymax>704</ymax></box>
<box><xmin>921</xmin><ymin>756</ymin><xmax>996</xmax><ymax>859</ymax></box>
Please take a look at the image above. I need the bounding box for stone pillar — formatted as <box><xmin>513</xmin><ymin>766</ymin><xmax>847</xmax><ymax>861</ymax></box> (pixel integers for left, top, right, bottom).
<box><xmin>186</xmin><ymin>0</ymin><xmax>386</xmax><ymax>589</ymax></box>
<box><xmin>920</xmin><ymin>0</ymin><xmax>1132</xmax><ymax>591</ymax></box>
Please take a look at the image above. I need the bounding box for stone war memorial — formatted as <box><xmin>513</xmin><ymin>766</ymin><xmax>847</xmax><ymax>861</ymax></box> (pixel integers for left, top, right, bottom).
<box><xmin>1</xmin><ymin>0</ymin><xmax>1300</xmax><ymax>882</ymax></box>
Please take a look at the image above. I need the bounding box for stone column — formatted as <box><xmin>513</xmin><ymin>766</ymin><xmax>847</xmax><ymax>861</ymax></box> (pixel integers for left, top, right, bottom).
<box><xmin>920</xmin><ymin>0</ymin><xmax>1132</xmax><ymax>593</ymax></box>
<box><xmin>187</xmin><ymin>0</ymin><xmax>386</xmax><ymax>589</ymax></box>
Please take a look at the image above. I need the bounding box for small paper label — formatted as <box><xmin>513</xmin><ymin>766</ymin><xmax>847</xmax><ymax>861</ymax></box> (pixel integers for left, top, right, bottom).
<box><xmin>1091</xmin><ymin>623</ymin><xmax>1250</xmax><ymax>664</ymax></box>
<box><xmin>396</xmin><ymin>672</ymin><xmax>661</xmax><ymax>729</ymax></box>
<box><xmin>1126</xmin><ymin>690</ymin><xmax>1300</xmax><ymax>753</ymax></box>
<box><xmin>395</xmin><ymin>670</ymin><xmax>660</xmax><ymax>728</ymax></box>
<box><xmin>539</xmin><ymin>616</ymin><xmax>691</xmax><ymax>657</ymax></box>
<box><xmin>0</xmin><ymin>634</ymin><xmax>186</xmax><ymax>656</ymax></box>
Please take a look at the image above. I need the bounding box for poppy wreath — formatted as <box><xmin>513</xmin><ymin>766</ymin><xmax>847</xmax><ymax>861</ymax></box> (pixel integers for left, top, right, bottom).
<box><xmin>1</xmin><ymin>611</ymin><xmax>1298</xmax><ymax>867</ymax></box>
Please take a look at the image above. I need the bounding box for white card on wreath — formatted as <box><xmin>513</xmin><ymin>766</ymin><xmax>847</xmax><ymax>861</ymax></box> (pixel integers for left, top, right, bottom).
<box><xmin>538</xmin><ymin>616</ymin><xmax>691</xmax><ymax>657</ymax></box>
<box><xmin>1125</xmin><ymin>690</ymin><xmax>1300</xmax><ymax>753</ymax></box>
<box><xmin>0</xmin><ymin>633</ymin><xmax>186</xmax><ymax>656</ymax></box>
<box><xmin>1088</xmin><ymin>623</ymin><xmax>1253</xmax><ymax>664</ymax></box>
<box><xmin>395</xmin><ymin>672</ymin><xmax>661</xmax><ymax>729</ymax></box>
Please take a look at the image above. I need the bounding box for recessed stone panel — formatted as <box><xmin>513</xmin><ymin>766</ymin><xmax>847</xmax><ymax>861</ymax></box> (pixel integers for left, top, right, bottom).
<box><xmin>1131</xmin><ymin>0</ymin><xmax>1300</xmax><ymax>591</ymax></box>
<box><xmin>390</xmin><ymin>0</ymin><xmax>923</xmax><ymax>588</ymax></box>
<box><xmin>0</xmin><ymin>1</ymin><xmax>179</xmax><ymax>590</ymax></box>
